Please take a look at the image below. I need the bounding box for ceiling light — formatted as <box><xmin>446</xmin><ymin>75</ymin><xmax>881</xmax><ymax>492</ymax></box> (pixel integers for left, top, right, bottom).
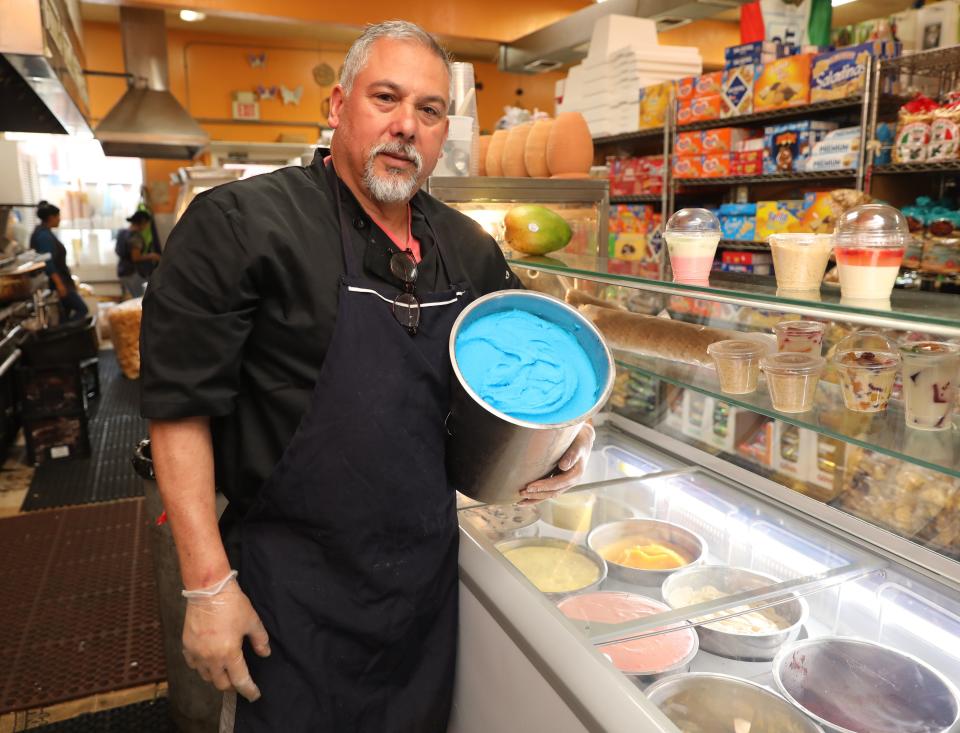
<box><xmin>179</xmin><ymin>9</ymin><xmax>206</xmax><ymax>22</ymax></box>
<box><xmin>831</xmin><ymin>0</ymin><xmax>856</xmax><ymax>6</ymax></box>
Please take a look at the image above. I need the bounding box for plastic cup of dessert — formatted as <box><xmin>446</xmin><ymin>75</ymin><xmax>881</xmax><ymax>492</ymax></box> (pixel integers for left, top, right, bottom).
<box><xmin>664</xmin><ymin>208</ymin><xmax>721</xmax><ymax>286</ymax></box>
<box><xmin>707</xmin><ymin>339</ymin><xmax>771</xmax><ymax>395</ymax></box>
<box><xmin>832</xmin><ymin>331</ymin><xmax>901</xmax><ymax>413</ymax></box>
<box><xmin>833</xmin><ymin>204</ymin><xmax>912</xmax><ymax>300</ymax></box>
<box><xmin>760</xmin><ymin>352</ymin><xmax>825</xmax><ymax>413</ymax></box>
<box><xmin>899</xmin><ymin>341</ymin><xmax>960</xmax><ymax>431</ymax></box>
<box><xmin>773</xmin><ymin>320</ymin><xmax>825</xmax><ymax>355</ymax></box>
<box><xmin>768</xmin><ymin>233</ymin><xmax>834</xmax><ymax>291</ymax></box>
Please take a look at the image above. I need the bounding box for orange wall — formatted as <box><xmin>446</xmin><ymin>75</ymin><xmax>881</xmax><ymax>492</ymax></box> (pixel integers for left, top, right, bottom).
<box><xmin>94</xmin><ymin>0</ymin><xmax>591</xmax><ymax>43</ymax></box>
<box><xmin>661</xmin><ymin>20</ymin><xmax>739</xmax><ymax>70</ymax></box>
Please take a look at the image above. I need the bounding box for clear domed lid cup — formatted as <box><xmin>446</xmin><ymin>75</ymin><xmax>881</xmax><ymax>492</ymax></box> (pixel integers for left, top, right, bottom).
<box><xmin>664</xmin><ymin>209</ymin><xmax>722</xmax><ymax>285</ymax></box>
<box><xmin>665</xmin><ymin>208</ymin><xmax>722</xmax><ymax>236</ymax></box>
<box><xmin>833</xmin><ymin>331</ymin><xmax>899</xmax><ymax>363</ymax></box>
<box><xmin>833</xmin><ymin>204</ymin><xmax>912</xmax><ymax>249</ymax></box>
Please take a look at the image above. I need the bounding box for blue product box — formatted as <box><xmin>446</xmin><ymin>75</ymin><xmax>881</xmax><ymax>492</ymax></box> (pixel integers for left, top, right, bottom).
<box><xmin>725</xmin><ymin>41</ymin><xmax>785</xmax><ymax>68</ymax></box>
<box><xmin>810</xmin><ymin>40</ymin><xmax>901</xmax><ymax>102</ymax></box>
<box><xmin>720</xmin><ymin>215</ymin><xmax>757</xmax><ymax>241</ymax></box>
<box><xmin>718</xmin><ymin>203</ymin><xmax>758</xmax><ymax>216</ymax></box>
<box><xmin>763</xmin><ymin>120</ymin><xmax>838</xmax><ymax>174</ymax></box>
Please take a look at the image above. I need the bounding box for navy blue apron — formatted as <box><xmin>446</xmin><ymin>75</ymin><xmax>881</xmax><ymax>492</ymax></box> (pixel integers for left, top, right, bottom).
<box><xmin>232</xmin><ymin>161</ymin><xmax>470</xmax><ymax>731</ymax></box>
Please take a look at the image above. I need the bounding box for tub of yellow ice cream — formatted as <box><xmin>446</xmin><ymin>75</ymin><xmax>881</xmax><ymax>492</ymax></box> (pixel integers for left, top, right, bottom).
<box><xmin>588</xmin><ymin>518</ymin><xmax>705</xmax><ymax>594</ymax></box>
<box><xmin>496</xmin><ymin>537</ymin><xmax>607</xmax><ymax>598</ymax></box>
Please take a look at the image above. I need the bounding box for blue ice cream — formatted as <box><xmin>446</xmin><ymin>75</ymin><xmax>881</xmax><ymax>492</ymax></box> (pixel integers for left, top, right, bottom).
<box><xmin>455</xmin><ymin>309</ymin><xmax>600</xmax><ymax>424</ymax></box>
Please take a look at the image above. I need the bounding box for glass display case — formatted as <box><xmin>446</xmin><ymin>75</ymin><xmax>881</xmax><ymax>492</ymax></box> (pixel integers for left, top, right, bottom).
<box><xmin>426</xmin><ymin>176</ymin><xmax>609</xmax><ymax>259</ymax></box>
<box><xmin>450</xmin><ymin>254</ymin><xmax>960</xmax><ymax>733</ymax></box>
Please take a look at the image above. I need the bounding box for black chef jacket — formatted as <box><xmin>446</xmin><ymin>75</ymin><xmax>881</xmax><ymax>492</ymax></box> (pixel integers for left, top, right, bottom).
<box><xmin>140</xmin><ymin>151</ymin><xmax>521</xmax><ymax>514</ymax></box>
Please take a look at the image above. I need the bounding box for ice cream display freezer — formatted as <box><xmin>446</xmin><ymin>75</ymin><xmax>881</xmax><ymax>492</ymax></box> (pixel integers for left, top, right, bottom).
<box><xmin>452</xmin><ymin>419</ymin><xmax>960</xmax><ymax>733</ymax></box>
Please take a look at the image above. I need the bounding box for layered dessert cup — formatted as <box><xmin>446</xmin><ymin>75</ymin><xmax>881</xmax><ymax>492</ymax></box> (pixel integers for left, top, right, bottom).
<box><xmin>664</xmin><ymin>208</ymin><xmax>722</xmax><ymax>286</ymax></box>
<box><xmin>768</xmin><ymin>233</ymin><xmax>834</xmax><ymax>291</ymax></box>
<box><xmin>833</xmin><ymin>332</ymin><xmax>901</xmax><ymax>413</ymax></box>
<box><xmin>900</xmin><ymin>341</ymin><xmax>960</xmax><ymax>431</ymax></box>
<box><xmin>761</xmin><ymin>352</ymin><xmax>825</xmax><ymax>413</ymax></box>
<box><xmin>832</xmin><ymin>204</ymin><xmax>913</xmax><ymax>301</ymax></box>
<box><xmin>773</xmin><ymin>320</ymin><xmax>825</xmax><ymax>355</ymax></box>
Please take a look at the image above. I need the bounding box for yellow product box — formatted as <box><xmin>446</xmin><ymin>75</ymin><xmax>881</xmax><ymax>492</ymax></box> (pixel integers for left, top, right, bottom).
<box><xmin>611</xmin><ymin>233</ymin><xmax>650</xmax><ymax>260</ymax></box>
<box><xmin>793</xmin><ymin>191</ymin><xmax>839</xmax><ymax>234</ymax></box>
<box><xmin>754</xmin><ymin>55</ymin><xmax>812</xmax><ymax>112</ymax></box>
<box><xmin>639</xmin><ymin>81</ymin><xmax>673</xmax><ymax>129</ymax></box>
<box><xmin>756</xmin><ymin>200</ymin><xmax>804</xmax><ymax>240</ymax></box>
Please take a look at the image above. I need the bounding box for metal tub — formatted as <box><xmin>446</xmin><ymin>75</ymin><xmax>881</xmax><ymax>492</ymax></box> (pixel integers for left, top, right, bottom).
<box><xmin>587</xmin><ymin>518</ymin><xmax>706</xmax><ymax>597</ymax></box>
<box><xmin>661</xmin><ymin>565</ymin><xmax>807</xmax><ymax>662</ymax></box>
<box><xmin>646</xmin><ymin>672</ymin><xmax>825</xmax><ymax>733</ymax></box>
<box><xmin>447</xmin><ymin>291</ymin><xmax>614</xmax><ymax>505</ymax></box>
<box><xmin>774</xmin><ymin>637</ymin><xmax>960</xmax><ymax>733</ymax></box>
<box><xmin>495</xmin><ymin>537</ymin><xmax>607</xmax><ymax>600</ymax></box>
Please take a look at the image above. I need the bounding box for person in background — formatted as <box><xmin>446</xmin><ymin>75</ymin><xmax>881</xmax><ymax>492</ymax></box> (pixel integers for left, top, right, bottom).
<box><xmin>116</xmin><ymin>210</ymin><xmax>160</xmax><ymax>298</ymax></box>
<box><xmin>30</xmin><ymin>201</ymin><xmax>88</xmax><ymax>322</ymax></box>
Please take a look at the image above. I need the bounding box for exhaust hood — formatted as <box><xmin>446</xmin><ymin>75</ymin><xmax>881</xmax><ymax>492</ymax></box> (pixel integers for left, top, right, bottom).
<box><xmin>0</xmin><ymin>0</ymin><xmax>91</xmax><ymax>135</ymax></box>
<box><xmin>499</xmin><ymin>0</ymin><xmax>744</xmax><ymax>74</ymax></box>
<box><xmin>95</xmin><ymin>7</ymin><xmax>208</xmax><ymax>160</ymax></box>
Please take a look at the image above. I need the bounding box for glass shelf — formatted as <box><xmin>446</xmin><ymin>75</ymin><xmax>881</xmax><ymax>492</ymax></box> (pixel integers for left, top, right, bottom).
<box><xmin>615</xmin><ymin>351</ymin><xmax>960</xmax><ymax>480</ymax></box>
<box><xmin>505</xmin><ymin>251</ymin><xmax>960</xmax><ymax>338</ymax></box>
<box><xmin>677</xmin><ymin>170</ymin><xmax>856</xmax><ymax>187</ymax></box>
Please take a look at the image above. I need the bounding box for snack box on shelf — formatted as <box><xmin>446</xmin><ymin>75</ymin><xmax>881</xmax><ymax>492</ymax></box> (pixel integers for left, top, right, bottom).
<box><xmin>754</xmin><ymin>54</ymin><xmax>813</xmax><ymax>112</ymax></box>
<box><xmin>703</xmin><ymin>127</ymin><xmax>756</xmax><ymax>153</ymax></box>
<box><xmin>610</xmin><ymin>232</ymin><xmax>654</xmax><ymax>261</ymax></box>
<box><xmin>721</xmin><ymin>65</ymin><xmax>755</xmax><ymax>117</ymax></box>
<box><xmin>678</xmin><ymin>95</ymin><xmax>722</xmax><ymax>125</ymax></box>
<box><xmin>756</xmin><ymin>200</ymin><xmax>804</xmax><ymax>240</ymax></box>
<box><xmin>706</xmin><ymin>400</ymin><xmax>769</xmax><ymax>453</ymax></box>
<box><xmin>719</xmin><ymin>248</ymin><xmax>773</xmax><ymax>274</ymax></box>
<box><xmin>673</xmin><ymin>156</ymin><xmax>703</xmax><ymax>179</ymax></box>
<box><xmin>810</xmin><ymin>40</ymin><xmax>900</xmax><ymax>102</ymax></box>
<box><xmin>921</xmin><ymin>238</ymin><xmax>960</xmax><ymax>274</ymax></box>
<box><xmin>763</xmin><ymin>120</ymin><xmax>838</xmax><ymax>174</ymax></box>
<box><xmin>702</xmin><ymin>153</ymin><xmax>733</xmax><ymax>178</ymax></box>
<box><xmin>638</xmin><ymin>81</ymin><xmax>674</xmax><ymax>129</ymax></box>
<box><xmin>725</xmin><ymin>40</ymin><xmax>788</xmax><ymax>68</ymax></box>
<box><xmin>719</xmin><ymin>215</ymin><xmax>757</xmax><ymax>241</ymax></box>
<box><xmin>794</xmin><ymin>191</ymin><xmax>839</xmax><ymax>235</ymax></box>
<box><xmin>609</xmin><ymin>203</ymin><xmax>656</xmax><ymax>234</ymax></box>
<box><xmin>694</xmin><ymin>71</ymin><xmax>724</xmax><ymax>98</ymax></box>
<box><xmin>733</xmin><ymin>150</ymin><xmax>764</xmax><ymax>176</ymax></box>
<box><xmin>676</xmin><ymin>131</ymin><xmax>703</xmax><ymax>156</ymax></box>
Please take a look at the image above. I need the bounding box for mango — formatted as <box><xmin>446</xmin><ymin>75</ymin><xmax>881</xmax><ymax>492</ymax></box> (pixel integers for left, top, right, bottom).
<box><xmin>504</xmin><ymin>205</ymin><xmax>573</xmax><ymax>255</ymax></box>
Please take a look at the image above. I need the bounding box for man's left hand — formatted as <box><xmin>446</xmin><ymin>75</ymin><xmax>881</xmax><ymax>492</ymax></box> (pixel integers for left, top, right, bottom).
<box><xmin>519</xmin><ymin>423</ymin><xmax>596</xmax><ymax>505</ymax></box>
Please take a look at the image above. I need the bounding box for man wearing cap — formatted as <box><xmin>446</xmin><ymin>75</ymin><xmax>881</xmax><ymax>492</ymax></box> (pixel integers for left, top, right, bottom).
<box><xmin>141</xmin><ymin>19</ymin><xmax>595</xmax><ymax>732</ymax></box>
<box><xmin>115</xmin><ymin>210</ymin><xmax>159</xmax><ymax>298</ymax></box>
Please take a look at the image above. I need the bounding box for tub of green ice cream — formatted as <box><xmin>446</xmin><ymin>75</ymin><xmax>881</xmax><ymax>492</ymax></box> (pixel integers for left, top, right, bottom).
<box><xmin>448</xmin><ymin>291</ymin><xmax>614</xmax><ymax>505</ymax></box>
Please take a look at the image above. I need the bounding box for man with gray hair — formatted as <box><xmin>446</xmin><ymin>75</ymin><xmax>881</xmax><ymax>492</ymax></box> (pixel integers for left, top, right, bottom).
<box><xmin>141</xmin><ymin>19</ymin><xmax>595</xmax><ymax>732</ymax></box>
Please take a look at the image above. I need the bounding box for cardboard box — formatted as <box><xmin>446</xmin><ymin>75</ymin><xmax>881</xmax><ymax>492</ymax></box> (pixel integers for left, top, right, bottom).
<box><xmin>675</xmin><ymin>131</ymin><xmax>703</xmax><ymax>156</ymax></box>
<box><xmin>756</xmin><ymin>200</ymin><xmax>804</xmax><ymax>240</ymax></box>
<box><xmin>721</xmin><ymin>65</ymin><xmax>755</xmax><ymax>118</ymax></box>
<box><xmin>695</xmin><ymin>71</ymin><xmax>724</xmax><ymax>97</ymax></box>
<box><xmin>733</xmin><ymin>150</ymin><xmax>764</xmax><ymax>176</ymax></box>
<box><xmin>754</xmin><ymin>55</ymin><xmax>813</xmax><ymax>112</ymax></box>
<box><xmin>702</xmin><ymin>127</ymin><xmax>754</xmax><ymax>153</ymax></box>
<box><xmin>763</xmin><ymin>120</ymin><xmax>837</xmax><ymax>174</ymax></box>
<box><xmin>677</xmin><ymin>102</ymin><xmax>693</xmax><ymax>126</ymax></box>
<box><xmin>794</xmin><ymin>191</ymin><xmax>840</xmax><ymax>234</ymax></box>
<box><xmin>639</xmin><ymin>82</ymin><xmax>673</xmax><ymax>129</ymax></box>
<box><xmin>672</xmin><ymin>156</ymin><xmax>703</xmax><ymax>179</ymax></box>
<box><xmin>725</xmin><ymin>41</ymin><xmax>784</xmax><ymax>68</ymax></box>
<box><xmin>676</xmin><ymin>76</ymin><xmax>696</xmax><ymax>102</ymax></box>
<box><xmin>688</xmin><ymin>95</ymin><xmax>722</xmax><ymax>123</ymax></box>
<box><xmin>918</xmin><ymin>0</ymin><xmax>959</xmax><ymax>49</ymax></box>
<box><xmin>702</xmin><ymin>152</ymin><xmax>732</xmax><ymax>177</ymax></box>
<box><xmin>811</xmin><ymin>41</ymin><xmax>900</xmax><ymax>102</ymax></box>
<box><xmin>611</xmin><ymin>233</ymin><xmax>651</xmax><ymax>260</ymax></box>
<box><xmin>719</xmin><ymin>215</ymin><xmax>757</xmax><ymax>241</ymax></box>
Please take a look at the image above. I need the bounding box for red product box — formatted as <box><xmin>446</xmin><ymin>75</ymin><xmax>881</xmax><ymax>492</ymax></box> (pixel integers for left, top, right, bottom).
<box><xmin>722</xmin><ymin>251</ymin><xmax>771</xmax><ymax>265</ymax></box>
<box><xmin>732</xmin><ymin>150</ymin><xmax>764</xmax><ymax>176</ymax></box>
<box><xmin>695</xmin><ymin>71</ymin><xmax>724</xmax><ymax>98</ymax></box>
<box><xmin>702</xmin><ymin>127</ymin><xmax>754</xmax><ymax>153</ymax></box>
<box><xmin>637</xmin><ymin>155</ymin><xmax>665</xmax><ymax>176</ymax></box>
<box><xmin>672</xmin><ymin>156</ymin><xmax>703</xmax><ymax>179</ymax></box>
<box><xmin>702</xmin><ymin>152</ymin><xmax>732</xmax><ymax>178</ymax></box>
<box><xmin>675</xmin><ymin>131</ymin><xmax>703</xmax><ymax>156</ymax></box>
<box><xmin>688</xmin><ymin>95</ymin><xmax>722</xmax><ymax>123</ymax></box>
<box><xmin>676</xmin><ymin>76</ymin><xmax>696</xmax><ymax>102</ymax></box>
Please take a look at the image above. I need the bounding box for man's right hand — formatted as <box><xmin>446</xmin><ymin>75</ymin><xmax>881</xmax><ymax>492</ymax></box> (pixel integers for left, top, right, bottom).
<box><xmin>182</xmin><ymin>576</ymin><xmax>271</xmax><ymax>702</ymax></box>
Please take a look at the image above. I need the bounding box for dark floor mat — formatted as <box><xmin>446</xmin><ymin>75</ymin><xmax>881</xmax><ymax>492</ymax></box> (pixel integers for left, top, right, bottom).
<box><xmin>0</xmin><ymin>499</ymin><xmax>165</xmax><ymax>714</ymax></box>
<box><xmin>23</xmin><ymin>352</ymin><xmax>147</xmax><ymax>511</ymax></box>
<box><xmin>28</xmin><ymin>699</ymin><xmax>173</xmax><ymax>732</ymax></box>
